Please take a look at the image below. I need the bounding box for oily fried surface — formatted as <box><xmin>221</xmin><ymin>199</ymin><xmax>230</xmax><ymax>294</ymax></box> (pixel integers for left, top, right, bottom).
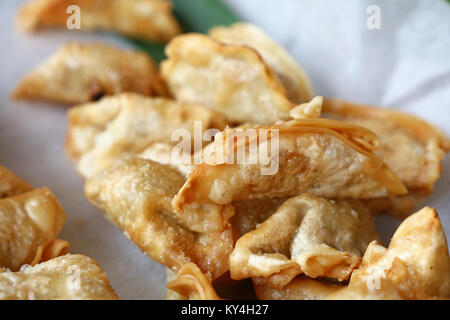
<box><xmin>0</xmin><ymin>188</ymin><xmax>68</xmax><ymax>271</ymax></box>
<box><xmin>210</xmin><ymin>23</ymin><xmax>314</xmax><ymax>104</ymax></box>
<box><xmin>17</xmin><ymin>0</ymin><xmax>181</xmax><ymax>43</ymax></box>
<box><xmin>13</xmin><ymin>42</ymin><xmax>168</xmax><ymax>104</ymax></box>
<box><xmin>0</xmin><ymin>165</ymin><xmax>33</xmax><ymax>199</ymax></box>
<box><xmin>231</xmin><ymin>194</ymin><xmax>380</xmax><ymax>288</ymax></box>
<box><xmin>173</xmin><ymin>119</ymin><xmax>406</xmax><ymax>211</ymax></box>
<box><xmin>166</xmin><ymin>263</ymin><xmax>221</xmax><ymax>300</ymax></box>
<box><xmin>0</xmin><ymin>254</ymin><xmax>118</xmax><ymax>300</ymax></box>
<box><xmin>85</xmin><ymin>158</ymin><xmax>234</xmax><ymax>280</ymax></box>
<box><xmin>66</xmin><ymin>93</ymin><xmax>227</xmax><ymax>178</ymax></box>
<box><xmin>231</xmin><ymin>197</ymin><xmax>287</xmax><ymax>238</ymax></box>
<box><xmin>139</xmin><ymin>143</ymin><xmax>195</xmax><ymax>178</ymax></box>
<box><xmin>255</xmin><ymin>207</ymin><xmax>450</xmax><ymax>300</ymax></box>
<box><xmin>323</xmin><ymin>99</ymin><xmax>450</xmax><ymax>218</ymax></box>
<box><xmin>161</xmin><ymin>34</ymin><xmax>294</xmax><ymax>125</ymax></box>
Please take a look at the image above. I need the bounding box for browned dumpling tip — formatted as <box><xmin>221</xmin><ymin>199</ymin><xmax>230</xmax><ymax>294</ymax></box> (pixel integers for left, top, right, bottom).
<box><xmin>255</xmin><ymin>207</ymin><xmax>450</xmax><ymax>300</ymax></box>
<box><xmin>85</xmin><ymin>158</ymin><xmax>234</xmax><ymax>280</ymax></box>
<box><xmin>173</xmin><ymin>118</ymin><xmax>407</xmax><ymax>213</ymax></box>
<box><xmin>161</xmin><ymin>34</ymin><xmax>295</xmax><ymax>125</ymax></box>
<box><xmin>66</xmin><ymin>93</ymin><xmax>228</xmax><ymax>178</ymax></box>
<box><xmin>230</xmin><ymin>194</ymin><xmax>380</xmax><ymax>288</ymax></box>
<box><xmin>16</xmin><ymin>0</ymin><xmax>181</xmax><ymax>43</ymax></box>
<box><xmin>166</xmin><ymin>263</ymin><xmax>222</xmax><ymax>300</ymax></box>
<box><xmin>0</xmin><ymin>188</ymin><xmax>69</xmax><ymax>271</ymax></box>
<box><xmin>0</xmin><ymin>254</ymin><xmax>118</xmax><ymax>300</ymax></box>
<box><xmin>0</xmin><ymin>165</ymin><xmax>33</xmax><ymax>199</ymax></box>
<box><xmin>323</xmin><ymin>99</ymin><xmax>450</xmax><ymax>218</ymax></box>
<box><xmin>210</xmin><ymin>23</ymin><xmax>314</xmax><ymax>104</ymax></box>
<box><xmin>13</xmin><ymin>43</ymin><xmax>168</xmax><ymax>105</ymax></box>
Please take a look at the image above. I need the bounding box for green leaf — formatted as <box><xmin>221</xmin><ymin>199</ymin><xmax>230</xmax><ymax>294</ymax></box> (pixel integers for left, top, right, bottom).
<box><xmin>172</xmin><ymin>0</ymin><xmax>240</xmax><ymax>34</ymax></box>
<box><xmin>128</xmin><ymin>0</ymin><xmax>240</xmax><ymax>63</ymax></box>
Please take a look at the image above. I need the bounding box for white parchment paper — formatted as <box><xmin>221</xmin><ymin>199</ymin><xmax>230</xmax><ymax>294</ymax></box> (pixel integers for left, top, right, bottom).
<box><xmin>0</xmin><ymin>0</ymin><xmax>449</xmax><ymax>299</ymax></box>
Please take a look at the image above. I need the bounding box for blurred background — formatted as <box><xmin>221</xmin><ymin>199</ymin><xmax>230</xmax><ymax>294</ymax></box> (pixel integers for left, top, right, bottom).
<box><xmin>0</xmin><ymin>0</ymin><xmax>449</xmax><ymax>299</ymax></box>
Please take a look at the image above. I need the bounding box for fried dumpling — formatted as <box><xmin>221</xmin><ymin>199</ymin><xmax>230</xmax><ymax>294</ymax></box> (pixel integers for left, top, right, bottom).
<box><xmin>210</xmin><ymin>23</ymin><xmax>314</xmax><ymax>104</ymax></box>
<box><xmin>161</xmin><ymin>34</ymin><xmax>295</xmax><ymax>125</ymax></box>
<box><xmin>231</xmin><ymin>195</ymin><xmax>379</xmax><ymax>288</ymax></box>
<box><xmin>0</xmin><ymin>165</ymin><xmax>33</xmax><ymax>199</ymax></box>
<box><xmin>323</xmin><ymin>99</ymin><xmax>450</xmax><ymax>218</ymax></box>
<box><xmin>231</xmin><ymin>197</ymin><xmax>287</xmax><ymax>239</ymax></box>
<box><xmin>17</xmin><ymin>0</ymin><xmax>181</xmax><ymax>43</ymax></box>
<box><xmin>66</xmin><ymin>93</ymin><xmax>227</xmax><ymax>178</ymax></box>
<box><xmin>139</xmin><ymin>143</ymin><xmax>195</xmax><ymax>178</ymax></box>
<box><xmin>173</xmin><ymin>118</ymin><xmax>407</xmax><ymax>213</ymax></box>
<box><xmin>13</xmin><ymin>43</ymin><xmax>167</xmax><ymax>104</ymax></box>
<box><xmin>0</xmin><ymin>188</ymin><xmax>69</xmax><ymax>271</ymax></box>
<box><xmin>85</xmin><ymin>158</ymin><xmax>234</xmax><ymax>280</ymax></box>
<box><xmin>0</xmin><ymin>254</ymin><xmax>118</xmax><ymax>300</ymax></box>
<box><xmin>255</xmin><ymin>207</ymin><xmax>450</xmax><ymax>300</ymax></box>
<box><xmin>166</xmin><ymin>263</ymin><xmax>221</xmax><ymax>300</ymax></box>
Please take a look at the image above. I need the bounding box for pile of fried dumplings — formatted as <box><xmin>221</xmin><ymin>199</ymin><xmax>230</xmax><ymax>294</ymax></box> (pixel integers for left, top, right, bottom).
<box><xmin>2</xmin><ymin>0</ymin><xmax>449</xmax><ymax>300</ymax></box>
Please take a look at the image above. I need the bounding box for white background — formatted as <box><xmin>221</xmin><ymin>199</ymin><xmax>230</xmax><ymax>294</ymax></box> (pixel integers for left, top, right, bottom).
<box><xmin>0</xmin><ymin>0</ymin><xmax>449</xmax><ymax>299</ymax></box>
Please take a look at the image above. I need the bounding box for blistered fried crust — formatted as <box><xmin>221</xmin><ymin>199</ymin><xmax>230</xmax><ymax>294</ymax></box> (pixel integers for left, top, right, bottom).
<box><xmin>66</xmin><ymin>93</ymin><xmax>227</xmax><ymax>178</ymax></box>
<box><xmin>84</xmin><ymin>159</ymin><xmax>234</xmax><ymax>280</ymax></box>
<box><xmin>161</xmin><ymin>34</ymin><xmax>295</xmax><ymax>125</ymax></box>
<box><xmin>210</xmin><ymin>23</ymin><xmax>314</xmax><ymax>104</ymax></box>
<box><xmin>13</xmin><ymin>43</ymin><xmax>167</xmax><ymax>104</ymax></box>
<box><xmin>231</xmin><ymin>197</ymin><xmax>287</xmax><ymax>238</ymax></box>
<box><xmin>17</xmin><ymin>0</ymin><xmax>181</xmax><ymax>43</ymax></box>
<box><xmin>173</xmin><ymin>118</ymin><xmax>407</xmax><ymax>212</ymax></box>
<box><xmin>0</xmin><ymin>188</ymin><xmax>68</xmax><ymax>271</ymax></box>
<box><xmin>166</xmin><ymin>263</ymin><xmax>221</xmax><ymax>300</ymax></box>
<box><xmin>231</xmin><ymin>195</ymin><xmax>379</xmax><ymax>288</ymax></box>
<box><xmin>255</xmin><ymin>207</ymin><xmax>450</xmax><ymax>300</ymax></box>
<box><xmin>139</xmin><ymin>143</ymin><xmax>195</xmax><ymax>178</ymax></box>
<box><xmin>324</xmin><ymin>99</ymin><xmax>450</xmax><ymax>218</ymax></box>
<box><xmin>0</xmin><ymin>165</ymin><xmax>33</xmax><ymax>199</ymax></box>
<box><xmin>0</xmin><ymin>254</ymin><xmax>118</xmax><ymax>300</ymax></box>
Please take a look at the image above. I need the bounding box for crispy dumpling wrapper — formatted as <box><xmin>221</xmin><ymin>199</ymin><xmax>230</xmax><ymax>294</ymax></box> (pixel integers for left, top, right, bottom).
<box><xmin>17</xmin><ymin>0</ymin><xmax>181</xmax><ymax>43</ymax></box>
<box><xmin>231</xmin><ymin>197</ymin><xmax>287</xmax><ymax>239</ymax></box>
<box><xmin>0</xmin><ymin>165</ymin><xmax>33</xmax><ymax>199</ymax></box>
<box><xmin>139</xmin><ymin>143</ymin><xmax>195</xmax><ymax>178</ymax></box>
<box><xmin>166</xmin><ymin>263</ymin><xmax>221</xmax><ymax>300</ymax></box>
<box><xmin>84</xmin><ymin>158</ymin><xmax>234</xmax><ymax>280</ymax></box>
<box><xmin>66</xmin><ymin>93</ymin><xmax>227</xmax><ymax>178</ymax></box>
<box><xmin>323</xmin><ymin>99</ymin><xmax>450</xmax><ymax>218</ymax></box>
<box><xmin>210</xmin><ymin>23</ymin><xmax>314</xmax><ymax>104</ymax></box>
<box><xmin>0</xmin><ymin>254</ymin><xmax>118</xmax><ymax>300</ymax></box>
<box><xmin>161</xmin><ymin>34</ymin><xmax>295</xmax><ymax>125</ymax></box>
<box><xmin>13</xmin><ymin>43</ymin><xmax>168</xmax><ymax>104</ymax></box>
<box><xmin>173</xmin><ymin>118</ymin><xmax>407</xmax><ymax>212</ymax></box>
<box><xmin>255</xmin><ymin>207</ymin><xmax>450</xmax><ymax>300</ymax></box>
<box><xmin>231</xmin><ymin>194</ymin><xmax>380</xmax><ymax>288</ymax></box>
<box><xmin>0</xmin><ymin>188</ymin><xmax>69</xmax><ymax>271</ymax></box>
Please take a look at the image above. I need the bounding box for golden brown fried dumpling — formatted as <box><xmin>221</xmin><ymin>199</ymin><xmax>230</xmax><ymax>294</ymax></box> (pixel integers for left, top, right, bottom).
<box><xmin>323</xmin><ymin>99</ymin><xmax>450</xmax><ymax>218</ymax></box>
<box><xmin>13</xmin><ymin>43</ymin><xmax>167</xmax><ymax>104</ymax></box>
<box><xmin>17</xmin><ymin>0</ymin><xmax>181</xmax><ymax>43</ymax></box>
<box><xmin>0</xmin><ymin>254</ymin><xmax>118</xmax><ymax>300</ymax></box>
<box><xmin>161</xmin><ymin>34</ymin><xmax>295</xmax><ymax>124</ymax></box>
<box><xmin>231</xmin><ymin>195</ymin><xmax>379</xmax><ymax>289</ymax></box>
<box><xmin>210</xmin><ymin>23</ymin><xmax>314</xmax><ymax>104</ymax></box>
<box><xmin>66</xmin><ymin>93</ymin><xmax>227</xmax><ymax>178</ymax></box>
<box><xmin>0</xmin><ymin>165</ymin><xmax>33</xmax><ymax>199</ymax></box>
<box><xmin>0</xmin><ymin>188</ymin><xmax>69</xmax><ymax>271</ymax></box>
<box><xmin>173</xmin><ymin>118</ymin><xmax>407</xmax><ymax>213</ymax></box>
<box><xmin>231</xmin><ymin>197</ymin><xmax>287</xmax><ymax>238</ymax></box>
<box><xmin>255</xmin><ymin>207</ymin><xmax>450</xmax><ymax>300</ymax></box>
<box><xmin>166</xmin><ymin>263</ymin><xmax>221</xmax><ymax>300</ymax></box>
<box><xmin>139</xmin><ymin>143</ymin><xmax>195</xmax><ymax>178</ymax></box>
<box><xmin>84</xmin><ymin>158</ymin><xmax>234</xmax><ymax>280</ymax></box>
